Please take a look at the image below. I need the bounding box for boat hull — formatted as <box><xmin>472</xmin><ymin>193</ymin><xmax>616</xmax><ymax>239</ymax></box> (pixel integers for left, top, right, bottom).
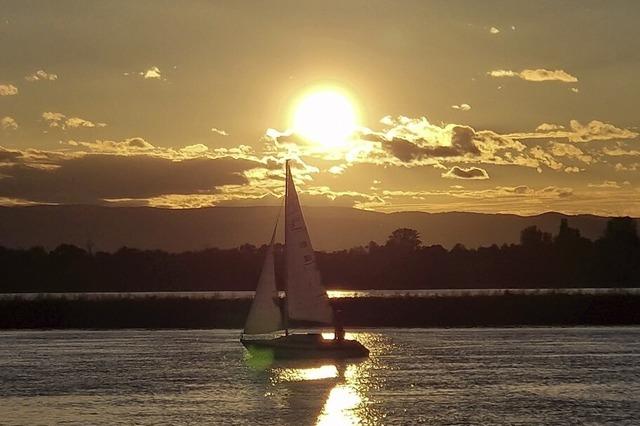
<box><xmin>241</xmin><ymin>333</ymin><xmax>369</xmax><ymax>359</ymax></box>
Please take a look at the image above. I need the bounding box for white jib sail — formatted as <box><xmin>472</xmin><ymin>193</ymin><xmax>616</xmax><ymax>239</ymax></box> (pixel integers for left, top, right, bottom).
<box><xmin>285</xmin><ymin>161</ymin><xmax>334</xmax><ymax>326</ymax></box>
<box><xmin>243</xmin><ymin>233</ymin><xmax>283</xmax><ymax>335</ymax></box>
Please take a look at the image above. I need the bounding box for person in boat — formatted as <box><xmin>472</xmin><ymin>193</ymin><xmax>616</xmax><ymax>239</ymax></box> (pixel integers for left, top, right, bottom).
<box><xmin>334</xmin><ymin>309</ymin><xmax>345</xmax><ymax>342</ymax></box>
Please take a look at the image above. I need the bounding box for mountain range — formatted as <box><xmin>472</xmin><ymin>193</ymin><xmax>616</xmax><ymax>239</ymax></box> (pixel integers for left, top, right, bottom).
<box><xmin>0</xmin><ymin>205</ymin><xmax>624</xmax><ymax>252</ymax></box>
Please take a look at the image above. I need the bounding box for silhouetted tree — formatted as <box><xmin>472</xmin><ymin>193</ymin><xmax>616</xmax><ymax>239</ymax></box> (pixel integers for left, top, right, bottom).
<box><xmin>0</xmin><ymin>218</ymin><xmax>638</xmax><ymax>292</ymax></box>
<box><xmin>602</xmin><ymin>217</ymin><xmax>639</xmax><ymax>247</ymax></box>
<box><xmin>385</xmin><ymin>228</ymin><xmax>422</xmax><ymax>251</ymax></box>
<box><xmin>555</xmin><ymin>219</ymin><xmax>582</xmax><ymax>246</ymax></box>
<box><xmin>552</xmin><ymin>219</ymin><xmax>593</xmax><ymax>286</ymax></box>
<box><xmin>520</xmin><ymin>226</ymin><xmax>552</xmax><ymax>247</ymax></box>
<box><xmin>595</xmin><ymin>217</ymin><xmax>640</xmax><ymax>285</ymax></box>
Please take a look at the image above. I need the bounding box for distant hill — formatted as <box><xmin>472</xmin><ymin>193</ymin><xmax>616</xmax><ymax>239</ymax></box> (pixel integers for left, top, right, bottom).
<box><xmin>0</xmin><ymin>205</ymin><xmax>622</xmax><ymax>252</ymax></box>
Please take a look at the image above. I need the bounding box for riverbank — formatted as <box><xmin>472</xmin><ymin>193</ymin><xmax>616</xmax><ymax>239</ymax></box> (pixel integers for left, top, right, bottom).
<box><xmin>3</xmin><ymin>287</ymin><xmax>639</xmax><ymax>300</ymax></box>
<box><xmin>2</xmin><ymin>293</ymin><xmax>639</xmax><ymax>329</ymax></box>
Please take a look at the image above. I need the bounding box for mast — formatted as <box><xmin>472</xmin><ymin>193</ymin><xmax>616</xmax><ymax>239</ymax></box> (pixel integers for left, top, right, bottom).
<box><xmin>283</xmin><ymin>160</ymin><xmax>290</xmax><ymax>336</ymax></box>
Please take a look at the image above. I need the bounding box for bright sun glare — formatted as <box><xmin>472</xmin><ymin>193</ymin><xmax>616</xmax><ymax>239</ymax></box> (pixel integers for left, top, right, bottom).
<box><xmin>292</xmin><ymin>89</ymin><xmax>358</xmax><ymax>148</ymax></box>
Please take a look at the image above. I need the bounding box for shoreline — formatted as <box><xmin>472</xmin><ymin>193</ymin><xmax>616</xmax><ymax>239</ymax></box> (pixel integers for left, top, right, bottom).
<box><xmin>2</xmin><ymin>293</ymin><xmax>640</xmax><ymax>329</ymax></box>
<box><xmin>1</xmin><ymin>287</ymin><xmax>640</xmax><ymax>300</ymax></box>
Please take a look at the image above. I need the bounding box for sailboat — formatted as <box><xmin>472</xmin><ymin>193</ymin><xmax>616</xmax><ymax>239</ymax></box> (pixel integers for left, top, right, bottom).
<box><xmin>240</xmin><ymin>160</ymin><xmax>369</xmax><ymax>359</ymax></box>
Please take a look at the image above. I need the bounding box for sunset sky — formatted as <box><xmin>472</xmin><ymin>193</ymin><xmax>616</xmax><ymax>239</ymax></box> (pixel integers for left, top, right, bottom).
<box><xmin>1</xmin><ymin>0</ymin><xmax>639</xmax><ymax>216</ymax></box>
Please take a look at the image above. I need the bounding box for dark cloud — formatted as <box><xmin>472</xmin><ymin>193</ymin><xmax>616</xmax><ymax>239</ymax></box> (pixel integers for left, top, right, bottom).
<box><xmin>126</xmin><ymin>137</ymin><xmax>153</xmax><ymax>149</ymax></box>
<box><xmin>442</xmin><ymin>166</ymin><xmax>489</xmax><ymax>180</ymax></box>
<box><xmin>273</xmin><ymin>132</ymin><xmax>309</xmax><ymax>146</ymax></box>
<box><xmin>0</xmin><ymin>154</ymin><xmax>257</xmax><ymax>203</ymax></box>
<box><xmin>540</xmin><ymin>186</ymin><xmax>573</xmax><ymax>198</ymax></box>
<box><xmin>512</xmin><ymin>185</ymin><xmax>530</xmax><ymax>195</ymax></box>
<box><xmin>377</xmin><ymin>125</ymin><xmax>480</xmax><ymax>163</ymax></box>
<box><xmin>383</xmin><ymin>138</ymin><xmax>457</xmax><ymax>162</ymax></box>
<box><xmin>0</xmin><ymin>147</ymin><xmax>22</xmax><ymax>163</ymax></box>
<box><xmin>451</xmin><ymin>126</ymin><xmax>480</xmax><ymax>155</ymax></box>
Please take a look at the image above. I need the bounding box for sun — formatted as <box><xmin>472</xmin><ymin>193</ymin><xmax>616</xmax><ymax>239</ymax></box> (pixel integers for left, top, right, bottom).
<box><xmin>292</xmin><ymin>89</ymin><xmax>358</xmax><ymax>148</ymax></box>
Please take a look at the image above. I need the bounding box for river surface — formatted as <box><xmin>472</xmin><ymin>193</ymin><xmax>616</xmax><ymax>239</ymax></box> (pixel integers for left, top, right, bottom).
<box><xmin>1</xmin><ymin>328</ymin><xmax>639</xmax><ymax>425</ymax></box>
<box><xmin>2</xmin><ymin>287</ymin><xmax>639</xmax><ymax>300</ymax></box>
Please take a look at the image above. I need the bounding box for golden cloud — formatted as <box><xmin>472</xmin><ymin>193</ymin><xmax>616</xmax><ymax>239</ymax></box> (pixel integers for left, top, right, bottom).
<box><xmin>1</xmin><ymin>116</ymin><xmax>18</xmax><ymax>131</ymax></box>
<box><xmin>506</xmin><ymin>120</ymin><xmax>638</xmax><ymax>142</ymax></box>
<box><xmin>488</xmin><ymin>68</ymin><xmax>578</xmax><ymax>83</ymax></box>
<box><xmin>42</xmin><ymin>112</ymin><xmax>107</xmax><ymax>130</ymax></box>
<box><xmin>451</xmin><ymin>103</ymin><xmax>471</xmax><ymax>111</ymax></box>
<box><xmin>0</xmin><ymin>84</ymin><xmax>18</xmax><ymax>96</ymax></box>
<box><xmin>25</xmin><ymin>70</ymin><xmax>58</xmax><ymax>82</ymax></box>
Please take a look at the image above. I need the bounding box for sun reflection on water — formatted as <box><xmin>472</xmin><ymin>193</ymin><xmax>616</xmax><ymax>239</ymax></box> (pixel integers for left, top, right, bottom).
<box><xmin>274</xmin><ymin>365</ymin><xmax>339</xmax><ymax>382</ymax></box>
<box><xmin>321</xmin><ymin>331</ymin><xmax>357</xmax><ymax>341</ymax></box>
<box><xmin>244</xmin><ymin>332</ymin><xmax>389</xmax><ymax>425</ymax></box>
<box><xmin>316</xmin><ymin>384</ymin><xmax>363</xmax><ymax>425</ymax></box>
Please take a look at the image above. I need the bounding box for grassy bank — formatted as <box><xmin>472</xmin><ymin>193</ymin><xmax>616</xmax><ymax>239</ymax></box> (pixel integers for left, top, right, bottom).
<box><xmin>2</xmin><ymin>294</ymin><xmax>640</xmax><ymax>329</ymax></box>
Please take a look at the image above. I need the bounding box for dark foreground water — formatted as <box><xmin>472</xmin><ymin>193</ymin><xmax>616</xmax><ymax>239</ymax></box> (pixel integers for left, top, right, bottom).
<box><xmin>1</xmin><ymin>328</ymin><xmax>639</xmax><ymax>425</ymax></box>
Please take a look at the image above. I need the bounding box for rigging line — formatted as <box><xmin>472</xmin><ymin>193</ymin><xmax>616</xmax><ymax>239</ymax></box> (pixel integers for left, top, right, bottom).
<box><xmin>269</xmin><ymin>191</ymin><xmax>284</xmax><ymax>245</ymax></box>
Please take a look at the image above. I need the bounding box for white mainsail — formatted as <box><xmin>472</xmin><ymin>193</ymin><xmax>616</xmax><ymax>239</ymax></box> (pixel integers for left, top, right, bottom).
<box><xmin>284</xmin><ymin>161</ymin><xmax>334</xmax><ymax>326</ymax></box>
<box><xmin>243</xmin><ymin>230</ymin><xmax>283</xmax><ymax>335</ymax></box>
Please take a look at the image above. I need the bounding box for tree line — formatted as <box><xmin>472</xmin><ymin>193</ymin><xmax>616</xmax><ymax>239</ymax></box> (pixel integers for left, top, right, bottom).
<box><xmin>0</xmin><ymin>217</ymin><xmax>638</xmax><ymax>292</ymax></box>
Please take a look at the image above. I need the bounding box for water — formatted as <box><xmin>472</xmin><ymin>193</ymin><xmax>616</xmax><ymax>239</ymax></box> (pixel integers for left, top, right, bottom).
<box><xmin>2</xmin><ymin>287</ymin><xmax>639</xmax><ymax>300</ymax></box>
<box><xmin>1</xmin><ymin>328</ymin><xmax>639</xmax><ymax>425</ymax></box>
